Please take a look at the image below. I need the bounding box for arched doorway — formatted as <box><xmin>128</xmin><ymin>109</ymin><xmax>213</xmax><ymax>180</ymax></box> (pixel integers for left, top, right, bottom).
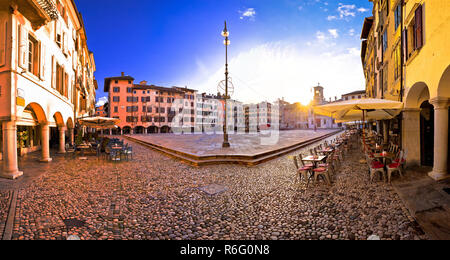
<box><xmin>123</xmin><ymin>126</ymin><xmax>132</xmax><ymax>135</ymax></box>
<box><xmin>437</xmin><ymin>64</ymin><xmax>450</xmax><ymax>173</ymax></box>
<box><xmin>111</xmin><ymin>127</ymin><xmax>121</xmax><ymax>135</ymax></box>
<box><xmin>160</xmin><ymin>125</ymin><xmax>171</xmax><ymax>133</ymax></box>
<box><xmin>134</xmin><ymin>126</ymin><xmax>144</xmax><ymax>134</ymax></box>
<box><xmin>147</xmin><ymin>126</ymin><xmax>158</xmax><ymax>134</ymax></box>
<box><xmin>404</xmin><ymin>82</ymin><xmax>431</xmax><ymax>167</ymax></box>
<box><xmin>420</xmin><ymin>101</ymin><xmax>434</xmax><ymax>166</ymax></box>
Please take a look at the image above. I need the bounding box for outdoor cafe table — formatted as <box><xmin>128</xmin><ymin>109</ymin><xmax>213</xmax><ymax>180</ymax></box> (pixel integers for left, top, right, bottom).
<box><xmin>302</xmin><ymin>155</ymin><xmax>327</xmax><ymax>168</ymax></box>
<box><xmin>373</xmin><ymin>152</ymin><xmax>396</xmax><ymax>167</ymax></box>
<box><xmin>77</xmin><ymin>144</ymin><xmax>91</xmax><ymax>160</ymax></box>
<box><xmin>318</xmin><ymin>147</ymin><xmax>334</xmax><ymax>155</ymax></box>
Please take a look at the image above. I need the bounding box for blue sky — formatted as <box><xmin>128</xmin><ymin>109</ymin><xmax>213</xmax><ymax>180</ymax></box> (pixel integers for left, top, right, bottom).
<box><xmin>75</xmin><ymin>0</ymin><xmax>372</xmax><ymax>105</ymax></box>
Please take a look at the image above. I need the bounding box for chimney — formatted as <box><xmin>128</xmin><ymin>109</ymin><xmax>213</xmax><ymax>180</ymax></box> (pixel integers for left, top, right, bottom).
<box><xmin>140</xmin><ymin>80</ymin><xmax>147</xmax><ymax>85</ymax></box>
<box><xmin>121</xmin><ymin>72</ymin><xmax>125</xmax><ymax>76</ymax></box>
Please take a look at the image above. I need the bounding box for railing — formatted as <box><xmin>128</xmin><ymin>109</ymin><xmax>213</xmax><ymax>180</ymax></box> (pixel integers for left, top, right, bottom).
<box><xmin>36</xmin><ymin>0</ymin><xmax>59</xmax><ymax>20</ymax></box>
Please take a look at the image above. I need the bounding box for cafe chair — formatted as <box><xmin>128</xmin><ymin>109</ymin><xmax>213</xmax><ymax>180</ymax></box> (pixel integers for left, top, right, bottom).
<box><xmin>293</xmin><ymin>157</ymin><xmax>312</xmax><ymax>186</ymax></box>
<box><xmin>387</xmin><ymin>150</ymin><xmax>405</xmax><ymax>183</ymax></box>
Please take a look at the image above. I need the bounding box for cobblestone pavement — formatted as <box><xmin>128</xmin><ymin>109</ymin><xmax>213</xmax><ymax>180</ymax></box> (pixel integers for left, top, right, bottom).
<box><xmin>0</xmin><ymin>190</ymin><xmax>11</xmax><ymax>238</ymax></box>
<box><xmin>0</xmin><ymin>136</ymin><xmax>428</xmax><ymax>240</ymax></box>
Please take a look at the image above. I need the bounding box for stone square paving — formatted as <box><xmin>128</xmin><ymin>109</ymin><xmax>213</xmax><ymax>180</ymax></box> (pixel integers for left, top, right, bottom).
<box><xmin>0</xmin><ymin>133</ymin><xmax>429</xmax><ymax>240</ymax></box>
<box><xmin>127</xmin><ymin>130</ymin><xmax>338</xmax><ymax>157</ymax></box>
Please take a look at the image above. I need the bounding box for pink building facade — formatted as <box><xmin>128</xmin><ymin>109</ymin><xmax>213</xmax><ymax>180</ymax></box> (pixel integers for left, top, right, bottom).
<box><xmin>104</xmin><ymin>73</ymin><xmax>196</xmax><ymax>134</ymax></box>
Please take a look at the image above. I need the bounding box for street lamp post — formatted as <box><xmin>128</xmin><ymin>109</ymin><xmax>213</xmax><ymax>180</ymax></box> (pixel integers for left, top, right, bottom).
<box><xmin>222</xmin><ymin>21</ymin><xmax>231</xmax><ymax>148</ymax></box>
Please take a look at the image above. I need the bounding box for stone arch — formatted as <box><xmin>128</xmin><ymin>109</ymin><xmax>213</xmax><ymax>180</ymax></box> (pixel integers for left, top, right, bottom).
<box><xmin>405</xmin><ymin>82</ymin><xmax>431</xmax><ymax>109</ymax></box>
<box><xmin>53</xmin><ymin>112</ymin><xmax>65</xmax><ymax>127</ymax></box>
<box><xmin>437</xmin><ymin>64</ymin><xmax>450</xmax><ymax>98</ymax></box>
<box><xmin>123</xmin><ymin>126</ymin><xmax>132</xmax><ymax>135</ymax></box>
<box><xmin>147</xmin><ymin>126</ymin><xmax>158</xmax><ymax>134</ymax></box>
<box><xmin>160</xmin><ymin>125</ymin><xmax>171</xmax><ymax>133</ymax></box>
<box><xmin>24</xmin><ymin>102</ymin><xmax>47</xmax><ymax>123</ymax></box>
<box><xmin>134</xmin><ymin>126</ymin><xmax>145</xmax><ymax>134</ymax></box>
<box><xmin>66</xmin><ymin>117</ymin><xmax>74</xmax><ymax>129</ymax></box>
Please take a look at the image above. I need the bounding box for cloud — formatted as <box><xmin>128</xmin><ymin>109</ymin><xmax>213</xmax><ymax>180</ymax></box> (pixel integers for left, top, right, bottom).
<box><xmin>327</xmin><ymin>15</ymin><xmax>338</xmax><ymax>21</ymax></box>
<box><xmin>239</xmin><ymin>8</ymin><xmax>256</xmax><ymax>21</ymax></box>
<box><xmin>348</xmin><ymin>28</ymin><xmax>356</xmax><ymax>36</ymax></box>
<box><xmin>328</xmin><ymin>29</ymin><xmax>339</xmax><ymax>38</ymax></box>
<box><xmin>338</xmin><ymin>4</ymin><xmax>356</xmax><ymax>19</ymax></box>
<box><xmin>183</xmin><ymin>41</ymin><xmax>364</xmax><ymax>106</ymax></box>
<box><xmin>96</xmin><ymin>96</ymin><xmax>108</xmax><ymax>107</ymax></box>
<box><xmin>357</xmin><ymin>7</ymin><xmax>369</xmax><ymax>13</ymax></box>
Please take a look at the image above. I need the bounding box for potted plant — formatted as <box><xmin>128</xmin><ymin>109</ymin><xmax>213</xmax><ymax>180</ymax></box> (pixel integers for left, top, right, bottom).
<box><xmin>17</xmin><ymin>131</ymin><xmax>29</xmax><ymax>157</ymax></box>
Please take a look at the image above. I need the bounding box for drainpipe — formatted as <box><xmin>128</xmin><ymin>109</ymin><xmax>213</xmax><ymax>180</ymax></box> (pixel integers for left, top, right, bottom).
<box><xmin>400</xmin><ymin>0</ymin><xmax>405</xmax><ymax>103</ymax></box>
<box><xmin>400</xmin><ymin>0</ymin><xmax>405</xmax><ymax>149</ymax></box>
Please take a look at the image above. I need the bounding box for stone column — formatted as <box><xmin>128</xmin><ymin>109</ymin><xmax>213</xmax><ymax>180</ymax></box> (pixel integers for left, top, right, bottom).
<box><xmin>0</xmin><ymin>121</ymin><xmax>23</xmax><ymax>179</ymax></box>
<box><xmin>383</xmin><ymin>120</ymin><xmax>389</xmax><ymax>144</ymax></box>
<box><xmin>429</xmin><ymin>97</ymin><xmax>449</xmax><ymax>181</ymax></box>
<box><xmin>68</xmin><ymin>128</ymin><xmax>74</xmax><ymax>145</ymax></box>
<box><xmin>40</xmin><ymin>123</ymin><xmax>52</xmax><ymax>162</ymax></box>
<box><xmin>58</xmin><ymin>126</ymin><xmax>66</xmax><ymax>154</ymax></box>
<box><xmin>144</xmin><ymin>128</ymin><xmax>147</xmax><ymax>134</ymax></box>
<box><xmin>120</xmin><ymin>129</ymin><xmax>123</xmax><ymax>135</ymax></box>
<box><xmin>402</xmin><ymin>108</ymin><xmax>421</xmax><ymax>167</ymax></box>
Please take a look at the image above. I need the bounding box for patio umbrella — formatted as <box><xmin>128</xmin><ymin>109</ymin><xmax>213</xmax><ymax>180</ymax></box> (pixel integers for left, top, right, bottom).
<box><xmin>313</xmin><ymin>98</ymin><xmax>404</xmax><ymax>138</ymax></box>
<box><xmin>78</xmin><ymin>116</ymin><xmax>121</xmax><ymax>129</ymax></box>
<box><xmin>313</xmin><ymin>98</ymin><xmax>403</xmax><ymax>121</ymax></box>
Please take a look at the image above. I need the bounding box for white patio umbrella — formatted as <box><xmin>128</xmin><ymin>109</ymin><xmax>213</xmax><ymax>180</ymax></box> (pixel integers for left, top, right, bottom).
<box><xmin>313</xmin><ymin>98</ymin><xmax>404</xmax><ymax>137</ymax></box>
<box><xmin>78</xmin><ymin>116</ymin><xmax>121</xmax><ymax>129</ymax></box>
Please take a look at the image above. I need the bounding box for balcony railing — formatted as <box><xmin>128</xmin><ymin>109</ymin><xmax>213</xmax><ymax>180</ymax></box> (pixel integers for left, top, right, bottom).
<box><xmin>36</xmin><ymin>0</ymin><xmax>59</xmax><ymax>20</ymax></box>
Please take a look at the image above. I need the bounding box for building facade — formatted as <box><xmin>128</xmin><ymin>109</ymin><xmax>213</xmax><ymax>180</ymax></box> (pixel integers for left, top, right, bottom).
<box><xmin>309</xmin><ymin>85</ymin><xmax>340</xmax><ymax>129</ymax></box>
<box><xmin>105</xmin><ymin>73</ymin><xmax>197</xmax><ymax>134</ymax></box>
<box><xmin>0</xmin><ymin>0</ymin><xmax>97</xmax><ymax>179</ymax></box>
<box><xmin>362</xmin><ymin>0</ymin><xmax>450</xmax><ymax>180</ymax></box>
<box><xmin>95</xmin><ymin>105</ymin><xmax>107</xmax><ymax>117</ymax></box>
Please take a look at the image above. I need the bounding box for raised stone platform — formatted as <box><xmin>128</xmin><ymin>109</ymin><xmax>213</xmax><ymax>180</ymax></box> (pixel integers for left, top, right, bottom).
<box><xmin>124</xmin><ymin>129</ymin><xmax>342</xmax><ymax>166</ymax></box>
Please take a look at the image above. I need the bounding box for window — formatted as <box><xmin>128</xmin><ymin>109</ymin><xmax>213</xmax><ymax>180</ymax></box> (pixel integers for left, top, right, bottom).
<box><xmin>382</xmin><ymin>30</ymin><xmax>387</xmax><ymax>58</ymax></box>
<box><xmin>114</xmin><ymin>106</ymin><xmax>118</xmax><ymax>113</ymax></box>
<box><xmin>115</xmin><ymin>80</ymin><xmax>118</xmax><ymax>84</ymax></box>
<box><xmin>147</xmin><ymin>107</ymin><xmax>152</xmax><ymax>113</ymax></box>
<box><xmin>142</xmin><ymin>106</ymin><xmax>146</xmax><ymax>112</ymax></box>
<box><xmin>394</xmin><ymin>4</ymin><xmax>401</xmax><ymax>30</ymax></box>
<box><xmin>405</xmin><ymin>5</ymin><xmax>424</xmax><ymax>60</ymax></box>
<box><xmin>113</xmin><ymin>96</ymin><xmax>120</xmax><ymax>102</ymax></box>
<box><xmin>127</xmin><ymin>96</ymin><xmax>138</xmax><ymax>103</ymax></box>
<box><xmin>394</xmin><ymin>44</ymin><xmax>401</xmax><ymax>80</ymax></box>
<box><xmin>27</xmin><ymin>35</ymin><xmax>39</xmax><ymax>76</ymax></box>
<box><xmin>113</xmin><ymin>87</ymin><xmax>120</xmax><ymax>93</ymax></box>
<box><xmin>127</xmin><ymin>87</ymin><xmax>132</xmax><ymax>93</ymax></box>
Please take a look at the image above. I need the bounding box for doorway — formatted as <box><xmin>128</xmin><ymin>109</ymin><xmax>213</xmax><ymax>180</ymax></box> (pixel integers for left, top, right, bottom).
<box><xmin>420</xmin><ymin>101</ymin><xmax>434</xmax><ymax>166</ymax></box>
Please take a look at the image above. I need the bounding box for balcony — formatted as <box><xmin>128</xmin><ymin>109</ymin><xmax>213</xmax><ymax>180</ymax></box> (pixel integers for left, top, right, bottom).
<box><xmin>12</xmin><ymin>0</ymin><xmax>58</xmax><ymax>30</ymax></box>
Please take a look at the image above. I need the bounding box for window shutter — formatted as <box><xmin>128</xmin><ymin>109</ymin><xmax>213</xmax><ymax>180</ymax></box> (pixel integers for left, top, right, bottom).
<box><xmin>18</xmin><ymin>24</ymin><xmax>28</xmax><ymax>69</ymax></box>
<box><xmin>0</xmin><ymin>21</ymin><xmax>6</xmax><ymax>67</ymax></box>
<box><xmin>39</xmin><ymin>42</ymin><xmax>46</xmax><ymax>80</ymax></box>
<box><xmin>72</xmin><ymin>50</ymin><xmax>76</xmax><ymax>70</ymax></box>
<box><xmin>55</xmin><ymin>20</ymin><xmax>61</xmax><ymax>46</ymax></box>
<box><xmin>51</xmin><ymin>56</ymin><xmax>56</xmax><ymax>88</ymax></box>
<box><xmin>402</xmin><ymin>29</ymin><xmax>408</xmax><ymax>63</ymax></box>
<box><xmin>63</xmin><ymin>31</ymin><xmax>68</xmax><ymax>55</ymax></box>
<box><xmin>415</xmin><ymin>5</ymin><xmax>423</xmax><ymax>49</ymax></box>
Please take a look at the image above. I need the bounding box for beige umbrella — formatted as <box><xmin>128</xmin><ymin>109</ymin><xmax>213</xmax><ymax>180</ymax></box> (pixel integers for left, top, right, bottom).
<box><xmin>314</xmin><ymin>98</ymin><xmax>403</xmax><ymax>121</ymax></box>
<box><xmin>78</xmin><ymin>116</ymin><xmax>121</xmax><ymax>129</ymax></box>
<box><xmin>314</xmin><ymin>98</ymin><xmax>403</xmax><ymax>137</ymax></box>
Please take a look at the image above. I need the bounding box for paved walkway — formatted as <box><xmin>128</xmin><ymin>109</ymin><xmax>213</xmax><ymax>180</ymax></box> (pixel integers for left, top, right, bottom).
<box><xmin>393</xmin><ymin>167</ymin><xmax>450</xmax><ymax>240</ymax></box>
<box><xmin>127</xmin><ymin>130</ymin><xmax>338</xmax><ymax>156</ymax></box>
<box><xmin>0</xmin><ymin>136</ymin><xmax>429</xmax><ymax>240</ymax></box>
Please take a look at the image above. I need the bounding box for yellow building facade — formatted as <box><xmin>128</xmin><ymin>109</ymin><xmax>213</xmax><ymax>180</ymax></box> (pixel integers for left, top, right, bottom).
<box><xmin>0</xmin><ymin>0</ymin><xmax>97</xmax><ymax>179</ymax></box>
<box><xmin>363</xmin><ymin>0</ymin><xmax>450</xmax><ymax>180</ymax></box>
